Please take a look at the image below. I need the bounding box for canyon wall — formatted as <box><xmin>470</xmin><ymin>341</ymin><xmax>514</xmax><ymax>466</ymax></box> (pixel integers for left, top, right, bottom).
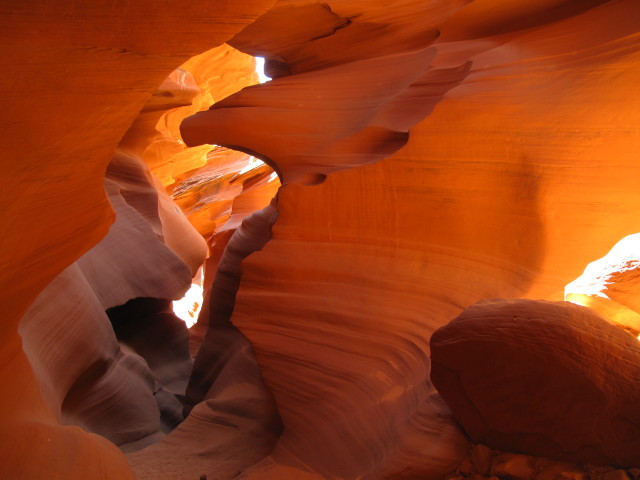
<box><xmin>2</xmin><ymin>1</ymin><xmax>640</xmax><ymax>479</ymax></box>
<box><xmin>0</xmin><ymin>1</ymin><xmax>274</xmax><ymax>478</ymax></box>
<box><xmin>183</xmin><ymin>1</ymin><xmax>640</xmax><ymax>478</ymax></box>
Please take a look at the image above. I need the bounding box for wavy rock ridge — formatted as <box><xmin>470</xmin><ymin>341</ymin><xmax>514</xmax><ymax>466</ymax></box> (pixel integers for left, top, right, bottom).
<box><xmin>3</xmin><ymin>0</ymin><xmax>640</xmax><ymax>479</ymax></box>
<box><xmin>0</xmin><ymin>2</ymin><xmax>273</xmax><ymax>477</ymax></box>
<box><xmin>184</xmin><ymin>1</ymin><xmax>640</xmax><ymax>478</ymax></box>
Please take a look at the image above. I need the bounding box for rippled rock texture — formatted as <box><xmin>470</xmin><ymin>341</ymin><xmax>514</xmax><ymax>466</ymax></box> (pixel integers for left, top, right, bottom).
<box><xmin>431</xmin><ymin>299</ymin><xmax>640</xmax><ymax>467</ymax></box>
<box><xmin>4</xmin><ymin>0</ymin><xmax>640</xmax><ymax>479</ymax></box>
<box><xmin>184</xmin><ymin>1</ymin><xmax>640</xmax><ymax>478</ymax></box>
<box><xmin>1</xmin><ymin>2</ymin><xmax>273</xmax><ymax>478</ymax></box>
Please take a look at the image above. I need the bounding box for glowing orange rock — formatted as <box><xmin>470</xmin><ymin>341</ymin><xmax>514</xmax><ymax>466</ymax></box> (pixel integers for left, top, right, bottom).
<box><xmin>4</xmin><ymin>0</ymin><xmax>640</xmax><ymax>479</ymax></box>
<box><xmin>171</xmin><ymin>151</ymin><xmax>279</xmax><ymax>239</ymax></box>
<box><xmin>144</xmin><ymin>44</ymin><xmax>261</xmax><ymax>189</ymax></box>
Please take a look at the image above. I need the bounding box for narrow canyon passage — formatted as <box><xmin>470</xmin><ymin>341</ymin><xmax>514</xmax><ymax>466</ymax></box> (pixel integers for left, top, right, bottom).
<box><xmin>3</xmin><ymin>1</ymin><xmax>640</xmax><ymax>480</ymax></box>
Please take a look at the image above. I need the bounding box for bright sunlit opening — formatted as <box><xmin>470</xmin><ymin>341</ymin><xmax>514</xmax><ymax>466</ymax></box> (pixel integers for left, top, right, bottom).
<box><xmin>255</xmin><ymin>57</ymin><xmax>271</xmax><ymax>84</ymax></box>
<box><xmin>565</xmin><ymin>233</ymin><xmax>640</xmax><ymax>340</ymax></box>
<box><xmin>171</xmin><ymin>58</ymin><xmax>275</xmax><ymax>328</ymax></box>
<box><xmin>172</xmin><ymin>283</ymin><xmax>203</xmax><ymax>328</ymax></box>
<box><xmin>238</xmin><ymin>156</ymin><xmax>265</xmax><ymax>175</ymax></box>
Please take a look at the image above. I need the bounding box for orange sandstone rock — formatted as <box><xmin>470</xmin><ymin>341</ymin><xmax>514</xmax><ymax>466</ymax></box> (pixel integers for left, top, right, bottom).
<box><xmin>186</xmin><ymin>0</ymin><xmax>640</xmax><ymax>478</ymax></box>
<box><xmin>4</xmin><ymin>1</ymin><xmax>640</xmax><ymax>479</ymax></box>
<box><xmin>0</xmin><ymin>1</ymin><xmax>273</xmax><ymax>478</ymax></box>
<box><xmin>431</xmin><ymin>299</ymin><xmax>640</xmax><ymax>466</ymax></box>
<box><xmin>181</xmin><ymin>46</ymin><xmax>471</xmax><ymax>185</ymax></box>
<box><xmin>144</xmin><ymin>45</ymin><xmax>261</xmax><ymax>189</ymax></box>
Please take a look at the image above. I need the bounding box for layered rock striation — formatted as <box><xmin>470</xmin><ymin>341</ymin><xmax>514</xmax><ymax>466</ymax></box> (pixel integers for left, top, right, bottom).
<box><xmin>3</xmin><ymin>1</ymin><xmax>640</xmax><ymax>479</ymax></box>
<box><xmin>182</xmin><ymin>0</ymin><xmax>640</xmax><ymax>478</ymax></box>
<box><xmin>1</xmin><ymin>2</ymin><xmax>274</xmax><ymax>477</ymax></box>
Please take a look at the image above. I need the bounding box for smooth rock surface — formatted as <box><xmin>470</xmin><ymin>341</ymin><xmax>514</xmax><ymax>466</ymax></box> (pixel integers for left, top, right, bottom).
<box><xmin>4</xmin><ymin>1</ymin><xmax>640</xmax><ymax>479</ymax></box>
<box><xmin>1</xmin><ymin>2</ymin><xmax>273</xmax><ymax>477</ymax></box>
<box><xmin>197</xmin><ymin>1</ymin><xmax>640</xmax><ymax>478</ymax></box>
<box><xmin>19</xmin><ymin>263</ymin><xmax>162</xmax><ymax>446</ymax></box>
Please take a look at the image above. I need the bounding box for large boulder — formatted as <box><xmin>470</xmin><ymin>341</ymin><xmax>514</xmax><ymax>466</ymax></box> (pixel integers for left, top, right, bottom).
<box><xmin>430</xmin><ymin>299</ymin><xmax>640</xmax><ymax>467</ymax></box>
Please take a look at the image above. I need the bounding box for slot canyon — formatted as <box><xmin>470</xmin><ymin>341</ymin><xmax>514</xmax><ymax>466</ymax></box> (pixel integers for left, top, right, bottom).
<box><xmin>2</xmin><ymin>1</ymin><xmax>640</xmax><ymax>479</ymax></box>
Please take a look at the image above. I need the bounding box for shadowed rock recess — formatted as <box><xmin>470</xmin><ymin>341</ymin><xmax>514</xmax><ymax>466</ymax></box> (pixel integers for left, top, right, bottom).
<box><xmin>3</xmin><ymin>1</ymin><xmax>640</xmax><ymax>479</ymax></box>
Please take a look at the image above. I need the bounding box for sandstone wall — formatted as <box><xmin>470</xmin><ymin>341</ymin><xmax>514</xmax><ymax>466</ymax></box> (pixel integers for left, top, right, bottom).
<box><xmin>3</xmin><ymin>1</ymin><xmax>640</xmax><ymax>479</ymax></box>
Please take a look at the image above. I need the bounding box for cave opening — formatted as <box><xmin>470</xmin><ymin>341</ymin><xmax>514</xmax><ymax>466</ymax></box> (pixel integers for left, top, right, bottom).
<box><xmin>169</xmin><ymin>53</ymin><xmax>276</xmax><ymax>327</ymax></box>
